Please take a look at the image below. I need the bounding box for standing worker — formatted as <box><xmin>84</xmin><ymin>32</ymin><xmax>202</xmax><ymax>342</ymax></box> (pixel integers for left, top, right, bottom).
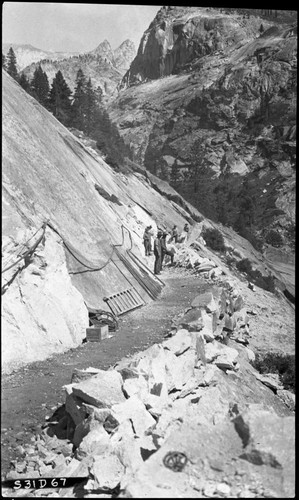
<box><xmin>154</xmin><ymin>230</ymin><xmax>163</xmax><ymax>275</ymax></box>
<box><xmin>171</xmin><ymin>225</ymin><xmax>179</xmax><ymax>243</ymax></box>
<box><xmin>143</xmin><ymin>226</ymin><xmax>151</xmax><ymax>256</ymax></box>
<box><xmin>148</xmin><ymin>225</ymin><xmax>154</xmax><ymax>254</ymax></box>
<box><xmin>183</xmin><ymin>223</ymin><xmax>190</xmax><ymax>241</ymax></box>
<box><xmin>161</xmin><ymin>231</ymin><xmax>175</xmax><ymax>267</ymax></box>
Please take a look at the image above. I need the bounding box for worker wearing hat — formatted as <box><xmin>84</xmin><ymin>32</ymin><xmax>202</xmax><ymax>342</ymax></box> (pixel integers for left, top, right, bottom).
<box><xmin>154</xmin><ymin>230</ymin><xmax>163</xmax><ymax>275</ymax></box>
<box><xmin>161</xmin><ymin>231</ymin><xmax>175</xmax><ymax>267</ymax></box>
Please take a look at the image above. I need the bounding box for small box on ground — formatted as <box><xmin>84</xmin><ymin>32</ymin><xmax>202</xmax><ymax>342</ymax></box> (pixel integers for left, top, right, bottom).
<box><xmin>86</xmin><ymin>325</ymin><xmax>109</xmax><ymax>342</ymax></box>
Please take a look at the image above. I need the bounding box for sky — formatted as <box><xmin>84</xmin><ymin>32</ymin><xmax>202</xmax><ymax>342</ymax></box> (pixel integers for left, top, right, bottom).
<box><xmin>2</xmin><ymin>2</ymin><xmax>162</xmax><ymax>53</ymax></box>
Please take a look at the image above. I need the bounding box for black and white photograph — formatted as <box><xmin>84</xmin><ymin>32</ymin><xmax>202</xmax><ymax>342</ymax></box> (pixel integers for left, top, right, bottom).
<box><xmin>2</xmin><ymin>2</ymin><xmax>296</xmax><ymax>497</ymax></box>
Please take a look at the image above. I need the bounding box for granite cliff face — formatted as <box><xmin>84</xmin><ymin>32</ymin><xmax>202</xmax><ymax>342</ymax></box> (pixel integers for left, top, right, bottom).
<box><xmin>109</xmin><ymin>7</ymin><xmax>296</xmax><ymax>252</ymax></box>
<box><xmin>2</xmin><ymin>69</ymin><xmax>204</xmax><ymax>373</ymax></box>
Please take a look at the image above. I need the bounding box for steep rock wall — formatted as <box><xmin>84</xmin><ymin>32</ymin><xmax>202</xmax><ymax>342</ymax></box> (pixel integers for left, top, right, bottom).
<box><xmin>2</xmin><ymin>71</ymin><xmax>200</xmax><ymax>373</ymax></box>
<box><xmin>122</xmin><ymin>6</ymin><xmax>271</xmax><ymax>85</ymax></box>
<box><xmin>109</xmin><ymin>9</ymin><xmax>296</xmax><ymax>250</ymax></box>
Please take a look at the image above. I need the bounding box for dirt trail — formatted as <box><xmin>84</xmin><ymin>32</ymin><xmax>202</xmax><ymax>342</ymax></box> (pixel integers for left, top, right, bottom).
<box><xmin>1</xmin><ymin>267</ymin><xmax>207</xmax><ymax>478</ymax></box>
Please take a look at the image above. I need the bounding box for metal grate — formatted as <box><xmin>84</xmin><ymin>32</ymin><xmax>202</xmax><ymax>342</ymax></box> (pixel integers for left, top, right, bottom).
<box><xmin>103</xmin><ymin>288</ymin><xmax>144</xmax><ymax>316</ymax></box>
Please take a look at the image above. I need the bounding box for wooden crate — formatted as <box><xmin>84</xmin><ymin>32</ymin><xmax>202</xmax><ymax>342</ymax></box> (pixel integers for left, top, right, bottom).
<box><xmin>86</xmin><ymin>325</ymin><xmax>109</xmax><ymax>342</ymax></box>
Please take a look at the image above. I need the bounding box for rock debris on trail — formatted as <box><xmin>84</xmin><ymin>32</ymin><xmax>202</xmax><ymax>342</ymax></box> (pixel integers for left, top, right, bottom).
<box><xmin>2</xmin><ymin>251</ymin><xmax>295</xmax><ymax>498</ymax></box>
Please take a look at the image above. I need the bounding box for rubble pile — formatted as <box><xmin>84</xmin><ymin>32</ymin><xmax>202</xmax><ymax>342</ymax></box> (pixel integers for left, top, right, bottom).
<box><xmin>171</xmin><ymin>241</ymin><xmax>224</xmax><ymax>281</ymax></box>
<box><xmin>4</xmin><ymin>284</ymin><xmax>295</xmax><ymax>498</ymax></box>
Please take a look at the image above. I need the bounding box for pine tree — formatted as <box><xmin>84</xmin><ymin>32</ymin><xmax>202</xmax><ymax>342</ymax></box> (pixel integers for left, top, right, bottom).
<box><xmin>30</xmin><ymin>66</ymin><xmax>50</xmax><ymax>107</ymax></box>
<box><xmin>84</xmin><ymin>77</ymin><xmax>97</xmax><ymax>135</ymax></box>
<box><xmin>170</xmin><ymin>159</ymin><xmax>181</xmax><ymax>187</ymax></box>
<box><xmin>94</xmin><ymin>85</ymin><xmax>103</xmax><ymax>105</ymax></box>
<box><xmin>2</xmin><ymin>53</ymin><xmax>7</xmax><ymax>70</ymax></box>
<box><xmin>19</xmin><ymin>73</ymin><xmax>31</xmax><ymax>93</ymax></box>
<box><xmin>6</xmin><ymin>47</ymin><xmax>18</xmax><ymax>81</ymax></box>
<box><xmin>48</xmin><ymin>70</ymin><xmax>72</xmax><ymax>126</ymax></box>
<box><xmin>71</xmin><ymin>68</ymin><xmax>87</xmax><ymax>131</ymax></box>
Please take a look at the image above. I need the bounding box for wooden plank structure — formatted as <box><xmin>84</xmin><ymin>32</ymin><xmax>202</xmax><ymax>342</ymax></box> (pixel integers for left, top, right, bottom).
<box><xmin>103</xmin><ymin>287</ymin><xmax>144</xmax><ymax>316</ymax></box>
<box><xmin>86</xmin><ymin>324</ymin><xmax>109</xmax><ymax>342</ymax></box>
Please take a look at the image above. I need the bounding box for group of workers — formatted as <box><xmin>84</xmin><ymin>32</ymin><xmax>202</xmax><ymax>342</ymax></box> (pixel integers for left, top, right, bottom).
<box><xmin>143</xmin><ymin>223</ymin><xmax>190</xmax><ymax>275</ymax></box>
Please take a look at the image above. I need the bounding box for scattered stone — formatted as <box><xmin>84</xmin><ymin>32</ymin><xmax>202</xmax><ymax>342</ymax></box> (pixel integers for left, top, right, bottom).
<box><xmin>234</xmin><ymin>337</ymin><xmax>249</xmax><ymax>345</ymax></box>
<box><xmin>15</xmin><ymin>445</ymin><xmax>26</xmax><ymax>456</ymax></box>
<box><xmin>245</xmin><ymin>347</ymin><xmax>255</xmax><ymax>363</ymax></box>
<box><xmin>216</xmin><ymin>482</ymin><xmax>231</xmax><ymax>496</ymax></box>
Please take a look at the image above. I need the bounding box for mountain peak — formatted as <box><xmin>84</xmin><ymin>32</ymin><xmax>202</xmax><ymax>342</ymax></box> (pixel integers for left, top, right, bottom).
<box><xmin>95</xmin><ymin>39</ymin><xmax>112</xmax><ymax>50</ymax></box>
<box><xmin>114</xmin><ymin>39</ymin><xmax>136</xmax><ymax>73</ymax></box>
<box><xmin>117</xmin><ymin>39</ymin><xmax>135</xmax><ymax>50</ymax></box>
<box><xmin>91</xmin><ymin>39</ymin><xmax>114</xmax><ymax>61</ymax></box>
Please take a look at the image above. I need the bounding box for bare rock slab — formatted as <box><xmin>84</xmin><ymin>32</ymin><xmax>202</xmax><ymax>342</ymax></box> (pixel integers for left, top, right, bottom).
<box><xmin>70</xmin><ymin>369</ymin><xmax>126</xmax><ymax>408</ymax></box>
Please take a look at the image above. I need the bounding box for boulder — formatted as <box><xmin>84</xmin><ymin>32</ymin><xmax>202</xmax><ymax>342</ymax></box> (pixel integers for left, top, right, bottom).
<box><xmin>69</xmin><ymin>370</ymin><xmax>126</xmax><ymax>408</ymax></box>
<box><xmin>134</xmin><ymin>344</ymin><xmax>169</xmax><ymax>400</ymax></box>
<box><xmin>65</xmin><ymin>391</ymin><xmax>87</xmax><ymax>426</ymax></box>
<box><xmin>175</xmin><ymin>308</ymin><xmax>203</xmax><ymax>331</ymax></box>
<box><xmin>164</xmin><ymin>347</ymin><xmax>196</xmax><ymax>391</ymax></box>
<box><xmin>209</xmin><ymin>266</ymin><xmax>223</xmax><ymax>279</ymax></box>
<box><xmin>110</xmin><ymin>419</ymin><xmax>144</xmax><ymax>477</ymax></box>
<box><xmin>123</xmin><ymin>375</ymin><xmax>149</xmax><ymax>399</ymax></box>
<box><xmin>71</xmin><ymin>367</ymin><xmax>102</xmax><ymax>383</ymax></box>
<box><xmin>85</xmin><ymin>453</ymin><xmax>124</xmax><ymax>491</ymax></box>
<box><xmin>205</xmin><ymin>341</ymin><xmax>239</xmax><ymax>367</ymax></box>
<box><xmin>123</xmin><ymin>416</ymin><xmax>239</xmax><ymax>498</ymax></box>
<box><xmin>162</xmin><ymin>328</ymin><xmax>192</xmax><ymax>355</ymax></box>
<box><xmin>200</xmin><ymin>311</ymin><xmax>216</xmax><ymax>342</ymax></box>
<box><xmin>111</xmin><ymin>395</ymin><xmax>156</xmax><ymax>436</ymax></box>
<box><xmin>234</xmin><ymin>307</ymin><xmax>249</xmax><ymax>326</ymax></box>
<box><xmin>276</xmin><ymin>389</ymin><xmax>295</xmax><ymax>411</ymax></box>
<box><xmin>254</xmin><ymin>372</ymin><xmax>284</xmax><ymax>392</ymax></box>
<box><xmin>245</xmin><ymin>347</ymin><xmax>255</xmax><ymax>363</ymax></box>
<box><xmin>76</xmin><ymin>424</ymin><xmax>110</xmax><ymax>460</ymax></box>
<box><xmin>73</xmin><ymin>413</ymin><xmax>103</xmax><ymax>448</ymax></box>
<box><xmin>224</xmin><ymin>313</ymin><xmax>236</xmax><ymax>332</ymax></box>
<box><xmin>232</xmin><ymin>295</ymin><xmax>245</xmax><ymax>312</ymax></box>
<box><xmin>143</xmin><ymin>392</ymin><xmax>171</xmax><ymax>418</ymax></box>
<box><xmin>81</xmin><ymin>404</ymin><xmax>111</xmax><ymax>422</ymax></box>
<box><xmin>194</xmin><ymin>364</ymin><xmax>220</xmax><ymax>386</ymax></box>
<box><xmin>192</xmin><ymin>331</ymin><xmax>206</xmax><ymax>365</ymax></box>
<box><xmin>233</xmin><ymin>406</ymin><xmax>295</xmax><ymax>497</ymax></box>
<box><xmin>117</xmin><ymin>366</ymin><xmax>140</xmax><ymax>380</ymax></box>
<box><xmin>191</xmin><ymin>292</ymin><xmax>217</xmax><ymax>313</ymax></box>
